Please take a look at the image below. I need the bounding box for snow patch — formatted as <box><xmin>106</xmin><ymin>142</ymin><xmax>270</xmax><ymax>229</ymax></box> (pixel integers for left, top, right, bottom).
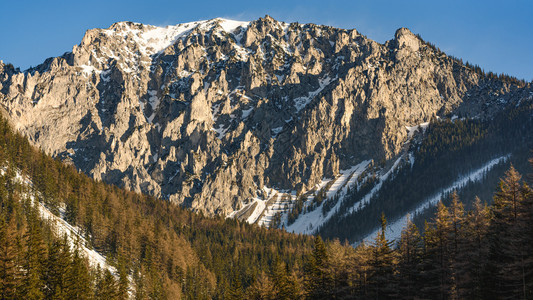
<box><xmin>241</xmin><ymin>107</ymin><xmax>253</xmax><ymax>119</ymax></box>
<box><xmin>271</xmin><ymin>126</ymin><xmax>283</xmax><ymax>138</ymax></box>
<box><xmin>217</xmin><ymin>19</ymin><xmax>250</xmax><ymax>33</ymax></box>
<box><xmin>285</xmin><ymin>160</ymin><xmax>372</xmax><ymax>234</ymax></box>
<box><xmin>79</xmin><ymin>65</ymin><xmax>101</xmax><ymax>76</ymax></box>
<box><xmin>103</xmin><ymin>18</ymin><xmax>249</xmax><ymax>59</ymax></box>
<box><xmin>212</xmin><ymin>124</ymin><xmax>229</xmax><ymax>139</ymax></box>
<box><xmin>293</xmin><ymin>76</ymin><xmax>336</xmax><ymax>112</ymax></box>
<box><xmin>406</xmin><ymin>121</ymin><xmax>429</xmax><ymax>139</ymax></box>
<box><xmin>146</xmin><ymin>90</ymin><xmax>160</xmax><ymax>123</ymax></box>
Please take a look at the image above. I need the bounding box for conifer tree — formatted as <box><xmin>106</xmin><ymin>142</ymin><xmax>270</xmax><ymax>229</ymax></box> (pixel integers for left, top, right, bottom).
<box><xmin>397</xmin><ymin>216</ymin><xmax>422</xmax><ymax>298</ymax></box>
<box><xmin>21</xmin><ymin>208</ymin><xmax>46</xmax><ymax>299</ymax></box>
<box><xmin>305</xmin><ymin>235</ymin><xmax>332</xmax><ymax>299</ymax></box>
<box><xmin>456</xmin><ymin>197</ymin><xmax>489</xmax><ymax>298</ymax></box>
<box><xmin>352</xmin><ymin>242</ymin><xmax>372</xmax><ymax>297</ymax></box>
<box><xmin>422</xmin><ymin>201</ymin><xmax>452</xmax><ymax>299</ymax></box>
<box><xmin>246</xmin><ymin>271</ymin><xmax>275</xmax><ymax>300</ymax></box>
<box><xmin>448</xmin><ymin>192</ymin><xmax>465</xmax><ymax>297</ymax></box>
<box><xmin>65</xmin><ymin>245</ymin><xmax>92</xmax><ymax>300</ymax></box>
<box><xmin>512</xmin><ymin>180</ymin><xmax>533</xmax><ymax>298</ymax></box>
<box><xmin>0</xmin><ymin>215</ymin><xmax>19</xmax><ymax>299</ymax></box>
<box><xmin>327</xmin><ymin>239</ymin><xmax>355</xmax><ymax>298</ymax></box>
<box><xmin>226</xmin><ymin>272</ymin><xmax>243</xmax><ymax>300</ymax></box>
<box><xmin>487</xmin><ymin>166</ymin><xmax>528</xmax><ymax>298</ymax></box>
<box><xmin>97</xmin><ymin>269</ymin><xmax>118</xmax><ymax>300</ymax></box>
<box><xmin>44</xmin><ymin>236</ymin><xmax>70</xmax><ymax>299</ymax></box>
<box><xmin>368</xmin><ymin>213</ymin><xmax>396</xmax><ymax>299</ymax></box>
<box><xmin>271</xmin><ymin>259</ymin><xmax>299</xmax><ymax>299</ymax></box>
<box><xmin>117</xmin><ymin>257</ymin><xmax>130</xmax><ymax>300</ymax></box>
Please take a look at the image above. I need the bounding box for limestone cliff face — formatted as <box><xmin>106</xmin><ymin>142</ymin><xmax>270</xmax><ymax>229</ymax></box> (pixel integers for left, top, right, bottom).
<box><xmin>0</xmin><ymin>16</ymin><xmax>528</xmax><ymax>216</ymax></box>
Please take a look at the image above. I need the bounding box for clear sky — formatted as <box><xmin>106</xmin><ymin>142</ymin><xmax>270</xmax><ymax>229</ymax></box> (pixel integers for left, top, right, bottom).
<box><xmin>1</xmin><ymin>0</ymin><xmax>531</xmax><ymax>81</ymax></box>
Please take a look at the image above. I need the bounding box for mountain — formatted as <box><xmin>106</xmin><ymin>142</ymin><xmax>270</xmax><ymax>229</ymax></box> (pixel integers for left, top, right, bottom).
<box><xmin>0</xmin><ymin>115</ymin><xmax>314</xmax><ymax>298</ymax></box>
<box><xmin>0</xmin><ymin>16</ymin><xmax>532</xmax><ymax>243</ymax></box>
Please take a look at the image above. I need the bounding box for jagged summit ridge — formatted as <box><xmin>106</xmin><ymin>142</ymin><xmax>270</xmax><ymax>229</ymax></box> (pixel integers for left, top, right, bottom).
<box><xmin>74</xmin><ymin>18</ymin><xmax>252</xmax><ymax>75</ymax></box>
<box><xmin>90</xmin><ymin>18</ymin><xmax>251</xmax><ymax>55</ymax></box>
<box><xmin>0</xmin><ymin>16</ymin><xmax>529</xmax><ymax>226</ymax></box>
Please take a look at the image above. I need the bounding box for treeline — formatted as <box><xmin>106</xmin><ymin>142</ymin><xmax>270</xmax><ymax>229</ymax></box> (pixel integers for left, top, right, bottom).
<box><xmin>414</xmin><ymin>32</ymin><xmax>527</xmax><ymax>87</ymax></box>
<box><xmin>319</xmin><ymin>103</ymin><xmax>533</xmax><ymax>242</ymax></box>
<box><xmin>249</xmin><ymin>164</ymin><xmax>533</xmax><ymax>299</ymax></box>
<box><xmin>0</xmin><ymin>114</ymin><xmax>315</xmax><ymax>299</ymax></box>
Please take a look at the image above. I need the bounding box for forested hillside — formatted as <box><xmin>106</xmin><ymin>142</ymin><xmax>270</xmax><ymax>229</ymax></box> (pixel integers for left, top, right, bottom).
<box><xmin>1</xmin><ymin>97</ymin><xmax>533</xmax><ymax>298</ymax></box>
<box><xmin>318</xmin><ymin>101</ymin><xmax>533</xmax><ymax>242</ymax></box>
<box><xmin>0</xmin><ymin>115</ymin><xmax>314</xmax><ymax>299</ymax></box>
<box><xmin>251</xmin><ymin>164</ymin><xmax>533</xmax><ymax>299</ymax></box>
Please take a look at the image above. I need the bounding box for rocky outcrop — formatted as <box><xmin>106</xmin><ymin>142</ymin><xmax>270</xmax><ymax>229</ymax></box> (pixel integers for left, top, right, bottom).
<box><xmin>0</xmin><ymin>16</ymin><xmax>528</xmax><ymax>217</ymax></box>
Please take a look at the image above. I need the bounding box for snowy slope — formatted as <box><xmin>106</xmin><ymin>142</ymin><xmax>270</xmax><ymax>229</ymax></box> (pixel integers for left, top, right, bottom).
<box><xmin>227</xmin><ymin>160</ymin><xmax>373</xmax><ymax>233</ymax></box>
<box><xmin>103</xmin><ymin>18</ymin><xmax>250</xmax><ymax>57</ymax></box>
<box><xmin>284</xmin><ymin>160</ymin><xmax>371</xmax><ymax>234</ymax></box>
<box><xmin>359</xmin><ymin>154</ymin><xmax>510</xmax><ymax>245</ymax></box>
<box><xmin>4</xmin><ymin>167</ymin><xmax>117</xmax><ymax>275</ymax></box>
<box><xmin>345</xmin><ymin>157</ymin><xmax>404</xmax><ymax>216</ymax></box>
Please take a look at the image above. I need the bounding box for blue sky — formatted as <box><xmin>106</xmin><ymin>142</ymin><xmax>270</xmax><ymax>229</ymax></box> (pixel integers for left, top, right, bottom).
<box><xmin>1</xmin><ymin>0</ymin><xmax>531</xmax><ymax>80</ymax></box>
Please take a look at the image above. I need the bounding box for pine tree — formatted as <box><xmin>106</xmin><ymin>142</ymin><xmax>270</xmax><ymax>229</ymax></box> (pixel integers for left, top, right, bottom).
<box><xmin>305</xmin><ymin>235</ymin><xmax>332</xmax><ymax>299</ymax></box>
<box><xmin>132</xmin><ymin>265</ymin><xmax>146</xmax><ymax>300</ymax></box>
<box><xmin>448</xmin><ymin>192</ymin><xmax>465</xmax><ymax>298</ymax></box>
<box><xmin>226</xmin><ymin>272</ymin><xmax>243</xmax><ymax>300</ymax></box>
<box><xmin>21</xmin><ymin>208</ymin><xmax>47</xmax><ymax>299</ymax></box>
<box><xmin>352</xmin><ymin>242</ymin><xmax>372</xmax><ymax>297</ymax></box>
<box><xmin>0</xmin><ymin>215</ymin><xmax>20</xmax><ymax>299</ymax></box>
<box><xmin>327</xmin><ymin>239</ymin><xmax>355</xmax><ymax>298</ymax></box>
<box><xmin>456</xmin><ymin>197</ymin><xmax>490</xmax><ymax>299</ymax></box>
<box><xmin>397</xmin><ymin>216</ymin><xmax>422</xmax><ymax>298</ymax></box>
<box><xmin>117</xmin><ymin>257</ymin><xmax>130</xmax><ymax>300</ymax></box>
<box><xmin>368</xmin><ymin>213</ymin><xmax>396</xmax><ymax>299</ymax></box>
<box><xmin>512</xmin><ymin>180</ymin><xmax>533</xmax><ymax>298</ymax></box>
<box><xmin>422</xmin><ymin>201</ymin><xmax>452</xmax><ymax>299</ymax></box>
<box><xmin>65</xmin><ymin>245</ymin><xmax>92</xmax><ymax>300</ymax></box>
<box><xmin>271</xmin><ymin>259</ymin><xmax>299</xmax><ymax>300</ymax></box>
<box><xmin>97</xmin><ymin>269</ymin><xmax>118</xmax><ymax>300</ymax></box>
<box><xmin>245</xmin><ymin>271</ymin><xmax>275</xmax><ymax>300</ymax></box>
<box><xmin>487</xmin><ymin>166</ymin><xmax>529</xmax><ymax>298</ymax></box>
<box><xmin>44</xmin><ymin>236</ymin><xmax>71</xmax><ymax>299</ymax></box>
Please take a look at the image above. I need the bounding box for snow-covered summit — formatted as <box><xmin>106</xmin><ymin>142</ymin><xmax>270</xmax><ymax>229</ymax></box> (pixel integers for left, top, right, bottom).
<box><xmin>100</xmin><ymin>18</ymin><xmax>250</xmax><ymax>56</ymax></box>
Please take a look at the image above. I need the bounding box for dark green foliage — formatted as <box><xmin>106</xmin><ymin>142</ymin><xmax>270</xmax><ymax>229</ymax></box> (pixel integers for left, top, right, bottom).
<box><xmin>396</xmin><ymin>218</ymin><xmax>422</xmax><ymax>298</ymax></box>
<box><xmin>1</xmin><ymin>93</ymin><xmax>533</xmax><ymax>299</ymax></box>
<box><xmin>226</xmin><ymin>272</ymin><xmax>243</xmax><ymax>300</ymax></box>
<box><xmin>287</xmin><ymin>195</ymin><xmax>305</xmax><ymax>225</ymax></box>
<box><xmin>254</xmin><ymin>162</ymin><xmax>533</xmax><ymax>299</ymax></box>
<box><xmin>485</xmin><ymin>166</ymin><xmax>533</xmax><ymax>298</ymax></box>
<box><xmin>305</xmin><ymin>236</ymin><xmax>332</xmax><ymax>299</ymax></box>
<box><xmin>369</xmin><ymin>214</ymin><xmax>396</xmax><ymax>298</ymax></box>
<box><xmin>271</xmin><ymin>259</ymin><xmax>300</xmax><ymax>299</ymax></box>
<box><xmin>96</xmin><ymin>270</ymin><xmax>118</xmax><ymax>300</ymax></box>
<box><xmin>0</xmin><ymin>214</ymin><xmax>19</xmax><ymax>299</ymax></box>
<box><xmin>319</xmin><ymin>103</ymin><xmax>533</xmax><ymax>243</ymax></box>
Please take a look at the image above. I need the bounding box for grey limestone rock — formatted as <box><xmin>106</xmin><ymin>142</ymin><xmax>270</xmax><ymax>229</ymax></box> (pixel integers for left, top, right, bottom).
<box><xmin>0</xmin><ymin>16</ymin><xmax>529</xmax><ymax>218</ymax></box>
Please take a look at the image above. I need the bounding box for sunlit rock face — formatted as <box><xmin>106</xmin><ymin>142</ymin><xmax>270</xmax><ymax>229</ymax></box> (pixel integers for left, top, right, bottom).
<box><xmin>0</xmin><ymin>16</ymin><xmax>528</xmax><ymax>218</ymax></box>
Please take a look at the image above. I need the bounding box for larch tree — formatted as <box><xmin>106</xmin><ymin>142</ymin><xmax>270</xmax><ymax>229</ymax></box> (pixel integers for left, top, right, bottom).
<box><xmin>397</xmin><ymin>216</ymin><xmax>422</xmax><ymax>298</ymax></box>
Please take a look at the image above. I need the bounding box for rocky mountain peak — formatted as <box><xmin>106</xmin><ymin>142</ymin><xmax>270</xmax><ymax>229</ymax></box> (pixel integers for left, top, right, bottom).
<box><xmin>394</xmin><ymin>27</ymin><xmax>420</xmax><ymax>51</ymax></box>
<box><xmin>0</xmin><ymin>16</ymin><xmax>528</xmax><ymax>224</ymax></box>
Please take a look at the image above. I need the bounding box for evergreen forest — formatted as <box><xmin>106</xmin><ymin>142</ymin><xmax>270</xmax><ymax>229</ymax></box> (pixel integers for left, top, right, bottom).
<box><xmin>1</xmin><ymin>110</ymin><xmax>533</xmax><ymax>299</ymax></box>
